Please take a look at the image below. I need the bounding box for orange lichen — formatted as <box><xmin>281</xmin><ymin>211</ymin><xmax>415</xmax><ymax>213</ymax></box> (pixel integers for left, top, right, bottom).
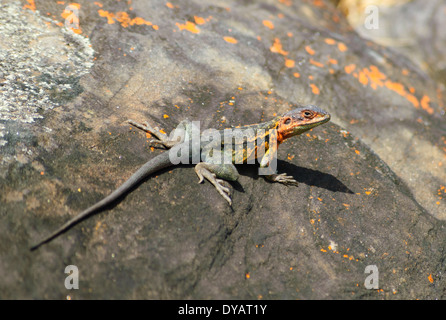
<box><xmin>270</xmin><ymin>38</ymin><xmax>288</xmax><ymax>56</ymax></box>
<box><xmin>310</xmin><ymin>84</ymin><xmax>320</xmax><ymax>95</ymax></box>
<box><xmin>176</xmin><ymin>21</ymin><xmax>200</xmax><ymax>33</ymax></box>
<box><xmin>428</xmin><ymin>274</ymin><xmax>434</xmax><ymax>283</ymax></box>
<box><xmin>324</xmin><ymin>38</ymin><xmax>336</xmax><ymax>45</ymax></box>
<box><xmin>23</xmin><ymin>0</ymin><xmax>36</xmax><ymax>11</ymax></box>
<box><xmin>98</xmin><ymin>10</ymin><xmax>158</xmax><ymax>29</ymax></box>
<box><xmin>344</xmin><ymin>64</ymin><xmax>356</xmax><ymax>74</ymax></box>
<box><xmin>309</xmin><ymin>59</ymin><xmax>324</xmax><ymax>68</ymax></box>
<box><xmin>98</xmin><ymin>9</ymin><xmax>115</xmax><ymax>24</ymax></box>
<box><xmin>421</xmin><ymin>95</ymin><xmax>434</xmax><ymax>114</ymax></box>
<box><xmin>305</xmin><ymin>45</ymin><xmax>315</xmax><ymax>55</ymax></box>
<box><xmin>337</xmin><ymin>42</ymin><xmax>348</xmax><ymax>52</ymax></box>
<box><xmin>285</xmin><ymin>58</ymin><xmax>295</xmax><ymax>68</ymax></box>
<box><xmin>223</xmin><ymin>36</ymin><xmax>238</xmax><ymax>44</ymax></box>
<box><xmin>262</xmin><ymin>20</ymin><xmax>274</xmax><ymax>29</ymax></box>
<box><xmin>278</xmin><ymin>0</ymin><xmax>292</xmax><ymax>6</ymax></box>
<box><xmin>194</xmin><ymin>16</ymin><xmax>206</xmax><ymax>25</ymax></box>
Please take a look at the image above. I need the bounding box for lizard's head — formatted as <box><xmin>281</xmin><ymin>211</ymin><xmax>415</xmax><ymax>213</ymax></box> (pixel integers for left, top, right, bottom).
<box><xmin>277</xmin><ymin>105</ymin><xmax>330</xmax><ymax>140</ymax></box>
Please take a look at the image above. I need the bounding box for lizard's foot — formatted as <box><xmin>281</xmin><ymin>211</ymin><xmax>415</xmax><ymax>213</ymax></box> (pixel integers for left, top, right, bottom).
<box><xmin>195</xmin><ymin>163</ymin><xmax>232</xmax><ymax>205</ymax></box>
<box><xmin>265</xmin><ymin>173</ymin><xmax>299</xmax><ymax>186</ymax></box>
<box><xmin>127</xmin><ymin>119</ymin><xmax>180</xmax><ymax>149</ymax></box>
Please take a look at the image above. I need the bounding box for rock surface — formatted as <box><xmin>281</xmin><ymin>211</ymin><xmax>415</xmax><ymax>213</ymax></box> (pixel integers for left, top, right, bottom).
<box><xmin>0</xmin><ymin>0</ymin><xmax>445</xmax><ymax>299</ymax></box>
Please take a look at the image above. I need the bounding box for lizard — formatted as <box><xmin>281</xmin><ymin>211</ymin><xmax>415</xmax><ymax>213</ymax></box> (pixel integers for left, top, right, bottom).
<box><xmin>30</xmin><ymin>105</ymin><xmax>330</xmax><ymax>250</ymax></box>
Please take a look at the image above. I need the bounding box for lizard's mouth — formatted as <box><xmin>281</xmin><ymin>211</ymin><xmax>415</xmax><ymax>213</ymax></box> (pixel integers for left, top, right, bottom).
<box><xmin>283</xmin><ymin>113</ymin><xmax>330</xmax><ymax>138</ymax></box>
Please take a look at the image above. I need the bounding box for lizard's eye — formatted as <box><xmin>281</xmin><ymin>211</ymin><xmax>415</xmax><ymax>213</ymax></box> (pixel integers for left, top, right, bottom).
<box><xmin>283</xmin><ymin>118</ymin><xmax>291</xmax><ymax>125</ymax></box>
<box><xmin>303</xmin><ymin>111</ymin><xmax>313</xmax><ymax>118</ymax></box>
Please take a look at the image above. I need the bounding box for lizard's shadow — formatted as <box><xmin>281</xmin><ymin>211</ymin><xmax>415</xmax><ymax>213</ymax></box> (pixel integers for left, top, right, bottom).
<box><xmin>233</xmin><ymin>160</ymin><xmax>354</xmax><ymax>194</ymax></box>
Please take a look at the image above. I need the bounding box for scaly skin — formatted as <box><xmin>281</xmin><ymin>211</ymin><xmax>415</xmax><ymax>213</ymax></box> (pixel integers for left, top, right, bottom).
<box><xmin>30</xmin><ymin>105</ymin><xmax>330</xmax><ymax>250</ymax></box>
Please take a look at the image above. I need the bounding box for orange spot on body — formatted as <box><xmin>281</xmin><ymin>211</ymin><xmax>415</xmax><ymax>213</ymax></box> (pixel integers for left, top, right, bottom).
<box><xmin>166</xmin><ymin>2</ymin><xmax>174</xmax><ymax>8</ymax></box>
<box><xmin>293</xmin><ymin>72</ymin><xmax>300</xmax><ymax>78</ymax></box>
<box><xmin>324</xmin><ymin>38</ymin><xmax>336</xmax><ymax>45</ymax></box>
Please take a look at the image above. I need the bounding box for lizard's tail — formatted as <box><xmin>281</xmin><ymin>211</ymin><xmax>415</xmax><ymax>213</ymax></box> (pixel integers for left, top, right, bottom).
<box><xmin>30</xmin><ymin>152</ymin><xmax>173</xmax><ymax>251</ymax></box>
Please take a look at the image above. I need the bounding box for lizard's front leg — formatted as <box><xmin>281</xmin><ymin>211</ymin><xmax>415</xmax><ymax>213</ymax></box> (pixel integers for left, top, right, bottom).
<box><xmin>260</xmin><ymin>146</ymin><xmax>299</xmax><ymax>186</ymax></box>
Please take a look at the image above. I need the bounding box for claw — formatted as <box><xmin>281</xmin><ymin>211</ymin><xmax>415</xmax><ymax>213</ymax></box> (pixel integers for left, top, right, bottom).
<box><xmin>267</xmin><ymin>173</ymin><xmax>299</xmax><ymax>186</ymax></box>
